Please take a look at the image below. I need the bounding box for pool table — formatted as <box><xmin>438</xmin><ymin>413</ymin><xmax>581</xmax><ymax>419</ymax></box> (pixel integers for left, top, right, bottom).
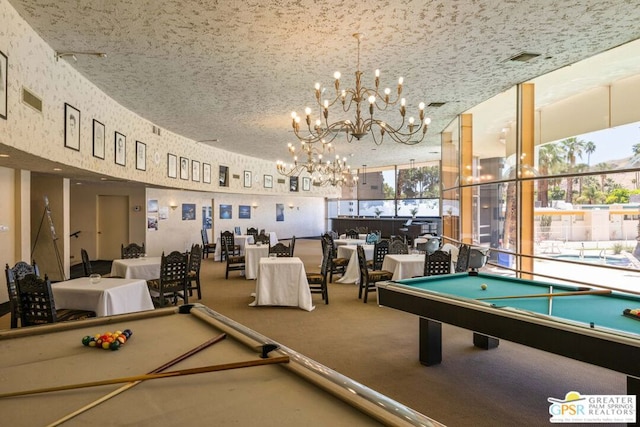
<box><xmin>377</xmin><ymin>272</ymin><xmax>640</xmax><ymax>414</ymax></box>
<box><xmin>0</xmin><ymin>304</ymin><xmax>442</xmax><ymax>427</ymax></box>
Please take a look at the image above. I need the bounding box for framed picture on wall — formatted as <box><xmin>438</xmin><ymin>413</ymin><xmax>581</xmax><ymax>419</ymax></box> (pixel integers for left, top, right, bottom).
<box><xmin>203</xmin><ymin>163</ymin><xmax>211</xmax><ymax>184</ymax></box>
<box><xmin>92</xmin><ymin>119</ymin><xmax>105</xmax><ymax>159</ymax></box>
<box><xmin>167</xmin><ymin>153</ymin><xmax>177</xmax><ymax>178</ymax></box>
<box><xmin>64</xmin><ymin>103</ymin><xmax>81</xmax><ymax>151</ymax></box>
<box><xmin>114</xmin><ymin>131</ymin><xmax>126</xmax><ymax>166</ymax></box>
<box><xmin>136</xmin><ymin>141</ymin><xmax>146</xmax><ymax>171</ymax></box>
<box><xmin>219</xmin><ymin>165</ymin><xmax>229</xmax><ymax>187</ymax></box>
<box><xmin>244</xmin><ymin>170</ymin><xmax>252</xmax><ymax>188</ymax></box>
<box><xmin>192</xmin><ymin>160</ymin><xmax>200</xmax><ymax>182</ymax></box>
<box><xmin>290</xmin><ymin>176</ymin><xmax>299</xmax><ymax>192</ymax></box>
<box><xmin>264</xmin><ymin>174</ymin><xmax>273</xmax><ymax>188</ymax></box>
<box><xmin>302</xmin><ymin>177</ymin><xmax>311</xmax><ymax>191</ymax></box>
<box><xmin>180</xmin><ymin>157</ymin><xmax>189</xmax><ymax>180</ymax></box>
<box><xmin>0</xmin><ymin>50</ymin><xmax>6</xmax><ymax>120</ymax></box>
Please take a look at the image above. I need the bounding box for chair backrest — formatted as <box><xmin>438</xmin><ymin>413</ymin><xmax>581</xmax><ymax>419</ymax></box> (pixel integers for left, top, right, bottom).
<box><xmin>189</xmin><ymin>244</ymin><xmax>202</xmax><ymax>273</ymax></box>
<box><xmin>246</xmin><ymin>227</ymin><xmax>258</xmax><ymax>238</ymax></box>
<box><xmin>16</xmin><ymin>273</ymin><xmax>57</xmax><ymax>326</ymax></box>
<box><xmin>221</xmin><ymin>231</ymin><xmax>235</xmax><ymax>248</ymax></box>
<box><xmin>121</xmin><ymin>243</ymin><xmax>145</xmax><ymax>259</ymax></box>
<box><xmin>290</xmin><ymin>236</ymin><xmax>296</xmax><ymax>256</ymax></box>
<box><xmin>389</xmin><ymin>239</ymin><xmax>409</xmax><ymax>254</ymax></box>
<box><xmin>320</xmin><ymin>243</ymin><xmax>332</xmax><ymax>277</ymax></box>
<box><xmin>322</xmin><ymin>233</ymin><xmax>337</xmax><ymax>258</ymax></box>
<box><xmin>201</xmin><ymin>229</ymin><xmax>210</xmax><ymax>245</ymax></box>
<box><xmin>327</xmin><ymin>230</ymin><xmax>339</xmax><ymax>240</ymax></box>
<box><xmin>80</xmin><ymin>248</ymin><xmax>92</xmax><ymax>276</ymax></box>
<box><xmin>345</xmin><ymin>229</ymin><xmax>359</xmax><ymax>239</ymax></box>
<box><xmin>159</xmin><ymin>251</ymin><xmax>189</xmax><ymax>290</ymax></box>
<box><xmin>255</xmin><ymin>233</ymin><xmax>270</xmax><ymax>245</ymax></box>
<box><xmin>372</xmin><ymin>240</ymin><xmax>390</xmax><ymax>270</ymax></box>
<box><xmin>5</xmin><ymin>261</ymin><xmax>39</xmax><ymax>327</ymax></box>
<box><xmin>269</xmin><ymin>242</ymin><xmax>291</xmax><ymax>257</ymax></box>
<box><xmin>356</xmin><ymin>245</ymin><xmax>369</xmax><ymax>285</ymax></box>
<box><xmin>356</xmin><ymin>226</ymin><xmax>369</xmax><ymax>234</ymax></box>
<box><xmin>424</xmin><ymin>250</ymin><xmax>452</xmax><ymax>276</ymax></box>
<box><xmin>455</xmin><ymin>244</ymin><xmax>471</xmax><ymax>273</ymax></box>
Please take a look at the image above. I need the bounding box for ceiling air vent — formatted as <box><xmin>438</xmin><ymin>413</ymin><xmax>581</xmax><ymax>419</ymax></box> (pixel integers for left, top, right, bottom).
<box><xmin>22</xmin><ymin>86</ymin><xmax>43</xmax><ymax>112</ymax></box>
<box><xmin>508</xmin><ymin>52</ymin><xmax>541</xmax><ymax>62</ymax></box>
<box><xmin>428</xmin><ymin>102</ymin><xmax>446</xmax><ymax>108</ymax></box>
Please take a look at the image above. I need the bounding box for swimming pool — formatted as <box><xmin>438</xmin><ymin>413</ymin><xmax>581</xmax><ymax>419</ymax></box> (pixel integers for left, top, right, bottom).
<box><xmin>551</xmin><ymin>254</ymin><xmax>631</xmax><ymax>267</ymax></box>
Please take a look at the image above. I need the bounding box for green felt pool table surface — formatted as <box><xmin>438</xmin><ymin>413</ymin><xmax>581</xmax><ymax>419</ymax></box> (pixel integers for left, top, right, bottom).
<box><xmin>393</xmin><ymin>272</ymin><xmax>640</xmax><ymax>336</ymax></box>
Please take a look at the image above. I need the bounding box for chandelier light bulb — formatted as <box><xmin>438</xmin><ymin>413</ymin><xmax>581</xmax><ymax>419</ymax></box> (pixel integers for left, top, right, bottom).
<box><xmin>400</xmin><ymin>98</ymin><xmax>406</xmax><ymax>107</ymax></box>
<box><xmin>424</xmin><ymin>117</ymin><xmax>431</xmax><ymax>125</ymax></box>
<box><xmin>384</xmin><ymin>88</ymin><xmax>391</xmax><ymax>95</ymax></box>
<box><xmin>291</xmin><ymin>111</ymin><xmax>297</xmax><ymax>119</ymax></box>
<box><xmin>304</xmin><ymin>107</ymin><xmax>312</xmax><ymax>116</ymax></box>
<box><xmin>368</xmin><ymin>95</ymin><xmax>376</xmax><ymax>104</ymax></box>
<box><xmin>375</xmin><ymin>69</ymin><xmax>380</xmax><ymax>77</ymax></box>
<box><xmin>419</xmin><ymin>102</ymin><xmax>425</xmax><ymax>110</ymax></box>
<box><xmin>334</xmin><ymin>71</ymin><xmax>341</xmax><ymax>80</ymax></box>
<box><xmin>398</xmin><ymin>77</ymin><xmax>404</xmax><ymax>85</ymax></box>
<box><xmin>314</xmin><ymin>82</ymin><xmax>321</xmax><ymax>91</ymax></box>
<box><xmin>409</xmin><ymin>117</ymin><xmax>415</xmax><ymax>125</ymax></box>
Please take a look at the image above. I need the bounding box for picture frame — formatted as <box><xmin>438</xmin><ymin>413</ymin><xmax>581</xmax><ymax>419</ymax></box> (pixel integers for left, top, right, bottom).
<box><xmin>180</xmin><ymin>157</ymin><xmax>189</xmax><ymax>180</ymax></box>
<box><xmin>92</xmin><ymin>119</ymin><xmax>105</xmax><ymax>159</ymax></box>
<box><xmin>302</xmin><ymin>176</ymin><xmax>311</xmax><ymax>191</ymax></box>
<box><xmin>264</xmin><ymin>174</ymin><xmax>273</xmax><ymax>188</ymax></box>
<box><xmin>244</xmin><ymin>170</ymin><xmax>252</xmax><ymax>188</ymax></box>
<box><xmin>0</xmin><ymin>50</ymin><xmax>7</xmax><ymax>120</ymax></box>
<box><xmin>219</xmin><ymin>165</ymin><xmax>229</xmax><ymax>187</ymax></box>
<box><xmin>290</xmin><ymin>176</ymin><xmax>299</xmax><ymax>192</ymax></box>
<box><xmin>203</xmin><ymin>163</ymin><xmax>211</xmax><ymax>184</ymax></box>
<box><xmin>219</xmin><ymin>204</ymin><xmax>232</xmax><ymax>219</ymax></box>
<box><xmin>192</xmin><ymin>160</ymin><xmax>200</xmax><ymax>182</ymax></box>
<box><xmin>135</xmin><ymin>140</ymin><xmax>146</xmax><ymax>171</ymax></box>
<box><xmin>167</xmin><ymin>153</ymin><xmax>177</xmax><ymax>178</ymax></box>
<box><xmin>239</xmin><ymin>205</ymin><xmax>251</xmax><ymax>219</ymax></box>
<box><xmin>114</xmin><ymin>131</ymin><xmax>126</xmax><ymax>166</ymax></box>
<box><xmin>64</xmin><ymin>103</ymin><xmax>81</xmax><ymax>151</ymax></box>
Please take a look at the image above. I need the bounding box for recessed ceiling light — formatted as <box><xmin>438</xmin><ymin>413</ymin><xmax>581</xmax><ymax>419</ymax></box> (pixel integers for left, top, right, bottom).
<box><xmin>507</xmin><ymin>52</ymin><xmax>541</xmax><ymax>62</ymax></box>
<box><xmin>0</xmin><ymin>154</ymin><xmax>9</xmax><ymax>158</ymax></box>
<box><xmin>428</xmin><ymin>102</ymin><xmax>446</xmax><ymax>107</ymax></box>
<box><xmin>53</xmin><ymin>168</ymin><xmax>62</xmax><ymax>171</ymax></box>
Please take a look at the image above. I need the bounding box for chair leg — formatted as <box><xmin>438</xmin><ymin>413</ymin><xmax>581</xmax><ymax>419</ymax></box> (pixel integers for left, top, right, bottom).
<box><xmin>196</xmin><ymin>278</ymin><xmax>201</xmax><ymax>300</ymax></box>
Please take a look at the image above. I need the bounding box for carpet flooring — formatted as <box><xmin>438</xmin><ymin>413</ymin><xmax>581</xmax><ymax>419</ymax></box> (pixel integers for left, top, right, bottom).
<box><xmin>1</xmin><ymin>239</ymin><xmax>626</xmax><ymax>426</ymax></box>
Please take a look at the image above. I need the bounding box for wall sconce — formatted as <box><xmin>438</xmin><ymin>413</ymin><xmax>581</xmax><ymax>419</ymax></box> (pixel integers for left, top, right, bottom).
<box><xmin>252</xmin><ymin>203</ymin><xmax>258</xmax><ymax>209</ymax></box>
<box><xmin>288</xmin><ymin>204</ymin><xmax>294</xmax><ymax>210</ymax></box>
<box><xmin>169</xmin><ymin>204</ymin><xmax>178</xmax><ymax>211</ymax></box>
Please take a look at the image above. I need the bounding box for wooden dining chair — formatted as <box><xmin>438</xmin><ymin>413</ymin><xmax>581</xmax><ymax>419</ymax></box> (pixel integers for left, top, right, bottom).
<box><xmin>200</xmin><ymin>229</ymin><xmax>216</xmax><ymax>259</ymax></box>
<box><xmin>322</xmin><ymin>233</ymin><xmax>348</xmax><ymax>282</ymax></box>
<box><xmin>224</xmin><ymin>241</ymin><xmax>246</xmax><ymax>279</ymax></box>
<box><xmin>5</xmin><ymin>261</ymin><xmax>40</xmax><ymax>328</ymax></box>
<box><xmin>246</xmin><ymin>227</ymin><xmax>258</xmax><ymax>239</ymax></box>
<box><xmin>424</xmin><ymin>250</ymin><xmax>452</xmax><ymax>277</ymax></box>
<box><xmin>147</xmin><ymin>251</ymin><xmax>189</xmax><ymax>307</ymax></box>
<box><xmin>289</xmin><ymin>236</ymin><xmax>296</xmax><ymax>256</ymax></box>
<box><xmin>455</xmin><ymin>244</ymin><xmax>471</xmax><ymax>273</ymax></box>
<box><xmin>187</xmin><ymin>244</ymin><xmax>203</xmax><ymax>299</ymax></box>
<box><xmin>16</xmin><ymin>274</ymin><xmax>95</xmax><ymax>326</ymax></box>
<box><xmin>269</xmin><ymin>242</ymin><xmax>291</xmax><ymax>257</ymax></box>
<box><xmin>121</xmin><ymin>243</ymin><xmax>145</xmax><ymax>259</ymax></box>
<box><xmin>389</xmin><ymin>239</ymin><xmax>409</xmax><ymax>254</ymax></box>
<box><xmin>306</xmin><ymin>245</ymin><xmax>331</xmax><ymax>304</ymax></box>
<box><xmin>367</xmin><ymin>239</ymin><xmax>389</xmax><ymax>271</ymax></box>
<box><xmin>357</xmin><ymin>245</ymin><xmax>393</xmax><ymax>303</ymax></box>
<box><xmin>255</xmin><ymin>232</ymin><xmax>270</xmax><ymax>245</ymax></box>
<box><xmin>80</xmin><ymin>248</ymin><xmax>93</xmax><ymax>276</ymax></box>
<box><xmin>220</xmin><ymin>231</ymin><xmax>240</xmax><ymax>262</ymax></box>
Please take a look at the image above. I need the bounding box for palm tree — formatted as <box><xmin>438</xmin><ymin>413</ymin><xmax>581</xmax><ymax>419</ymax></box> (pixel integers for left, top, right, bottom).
<box><xmin>584</xmin><ymin>141</ymin><xmax>596</xmax><ymax>167</ymax></box>
<box><xmin>537</xmin><ymin>144</ymin><xmax>563</xmax><ymax>207</ymax></box>
<box><xmin>560</xmin><ymin>137</ymin><xmax>586</xmax><ymax>203</ymax></box>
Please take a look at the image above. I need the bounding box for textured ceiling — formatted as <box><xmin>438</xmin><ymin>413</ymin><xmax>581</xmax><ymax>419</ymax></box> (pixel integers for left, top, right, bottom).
<box><xmin>6</xmin><ymin>0</ymin><xmax>640</xmax><ymax>179</ymax></box>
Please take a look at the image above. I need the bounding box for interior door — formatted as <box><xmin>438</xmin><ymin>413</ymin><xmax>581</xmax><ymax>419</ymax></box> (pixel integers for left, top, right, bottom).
<box><xmin>97</xmin><ymin>195</ymin><xmax>129</xmax><ymax>260</ymax></box>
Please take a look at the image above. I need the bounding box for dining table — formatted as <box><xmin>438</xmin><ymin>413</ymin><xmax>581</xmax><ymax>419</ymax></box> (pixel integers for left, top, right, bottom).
<box><xmin>213</xmin><ymin>233</ymin><xmax>279</xmax><ymax>260</ymax></box>
<box><xmin>51</xmin><ymin>277</ymin><xmax>154</xmax><ymax>317</ymax></box>
<box><xmin>249</xmin><ymin>256</ymin><xmax>314</xmax><ymax>311</ymax></box>
<box><xmin>381</xmin><ymin>253</ymin><xmax>426</xmax><ymax>280</ymax></box>
<box><xmin>336</xmin><ymin>244</ymin><xmax>374</xmax><ymax>284</ymax></box>
<box><xmin>244</xmin><ymin>243</ymin><xmax>270</xmax><ymax>279</ymax></box>
<box><xmin>110</xmin><ymin>256</ymin><xmax>162</xmax><ymax>280</ymax></box>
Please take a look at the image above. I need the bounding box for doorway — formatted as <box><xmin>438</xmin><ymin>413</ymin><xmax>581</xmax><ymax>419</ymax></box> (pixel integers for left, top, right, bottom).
<box><xmin>97</xmin><ymin>195</ymin><xmax>129</xmax><ymax>260</ymax></box>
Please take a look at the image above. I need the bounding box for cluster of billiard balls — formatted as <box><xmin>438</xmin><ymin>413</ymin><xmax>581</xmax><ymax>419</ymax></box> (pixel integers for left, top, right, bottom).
<box><xmin>82</xmin><ymin>329</ymin><xmax>133</xmax><ymax>351</ymax></box>
<box><xmin>623</xmin><ymin>308</ymin><xmax>640</xmax><ymax>320</ymax></box>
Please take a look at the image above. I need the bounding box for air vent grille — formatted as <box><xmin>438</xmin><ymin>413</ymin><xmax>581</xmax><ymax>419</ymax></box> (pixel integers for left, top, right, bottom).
<box><xmin>22</xmin><ymin>87</ymin><xmax>42</xmax><ymax>112</ymax></box>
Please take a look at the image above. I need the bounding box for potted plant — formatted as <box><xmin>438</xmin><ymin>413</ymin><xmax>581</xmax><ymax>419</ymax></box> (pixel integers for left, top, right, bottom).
<box><xmin>410</xmin><ymin>207</ymin><xmax>418</xmax><ymax>218</ymax></box>
<box><xmin>374</xmin><ymin>208</ymin><xmax>382</xmax><ymax>218</ymax></box>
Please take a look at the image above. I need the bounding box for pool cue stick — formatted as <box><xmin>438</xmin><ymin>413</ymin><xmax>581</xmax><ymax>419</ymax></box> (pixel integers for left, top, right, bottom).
<box><xmin>548</xmin><ymin>286</ymin><xmax>553</xmax><ymax>316</ymax></box>
<box><xmin>0</xmin><ymin>356</ymin><xmax>290</xmax><ymax>399</ymax></box>
<box><xmin>46</xmin><ymin>333</ymin><xmax>227</xmax><ymax>427</ymax></box>
<box><xmin>477</xmin><ymin>289</ymin><xmax>611</xmax><ymax>301</ymax></box>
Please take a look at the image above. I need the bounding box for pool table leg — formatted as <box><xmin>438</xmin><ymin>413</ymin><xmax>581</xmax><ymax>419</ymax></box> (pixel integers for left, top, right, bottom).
<box><xmin>472</xmin><ymin>333</ymin><xmax>499</xmax><ymax>350</ymax></box>
<box><xmin>419</xmin><ymin>317</ymin><xmax>442</xmax><ymax>366</ymax></box>
<box><xmin>628</xmin><ymin>376</ymin><xmax>639</xmax><ymax>426</ymax></box>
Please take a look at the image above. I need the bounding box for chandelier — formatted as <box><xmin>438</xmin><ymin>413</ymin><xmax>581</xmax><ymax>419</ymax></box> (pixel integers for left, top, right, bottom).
<box><xmin>312</xmin><ymin>156</ymin><xmax>359</xmax><ymax>187</ymax></box>
<box><xmin>276</xmin><ymin>139</ymin><xmax>333</xmax><ymax>177</ymax></box>
<box><xmin>291</xmin><ymin>33</ymin><xmax>431</xmax><ymax>146</ymax></box>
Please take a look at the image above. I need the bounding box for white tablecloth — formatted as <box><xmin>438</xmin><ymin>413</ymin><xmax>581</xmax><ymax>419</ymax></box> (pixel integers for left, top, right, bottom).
<box><xmin>244</xmin><ymin>244</ymin><xmax>270</xmax><ymax>279</ymax></box>
<box><xmin>333</xmin><ymin>238</ymin><xmax>367</xmax><ymax>248</ymax></box>
<box><xmin>336</xmin><ymin>244</ymin><xmax>374</xmax><ymax>284</ymax></box>
<box><xmin>381</xmin><ymin>254</ymin><xmax>425</xmax><ymax>280</ymax></box>
<box><xmin>339</xmin><ymin>233</ymin><xmax>368</xmax><ymax>240</ymax></box>
<box><xmin>52</xmin><ymin>277</ymin><xmax>154</xmax><ymax>317</ymax></box>
<box><xmin>250</xmin><ymin>257</ymin><xmax>314</xmax><ymax>311</ymax></box>
<box><xmin>110</xmin><ymin>257</ymin><xmax>162</xmax><ymax>280</ymax></box>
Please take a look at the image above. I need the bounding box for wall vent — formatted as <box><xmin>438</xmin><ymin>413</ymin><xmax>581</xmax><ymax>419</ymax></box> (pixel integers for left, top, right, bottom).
<box><xmin>151</xmin><ymin>125</ymin><xmax>162</xmax><ymax>136</ymax></box>
<box><xmin>22</xmin><ymin>86</ymin><xmax>43</xmax><ymax>112</ymax></box>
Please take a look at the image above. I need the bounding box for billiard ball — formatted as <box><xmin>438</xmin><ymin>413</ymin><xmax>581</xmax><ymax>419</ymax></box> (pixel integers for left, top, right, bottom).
<box><xmin>481</xmin><ymin>284</ymin><xmax>488</xmax><ymax>290</ymax></box>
